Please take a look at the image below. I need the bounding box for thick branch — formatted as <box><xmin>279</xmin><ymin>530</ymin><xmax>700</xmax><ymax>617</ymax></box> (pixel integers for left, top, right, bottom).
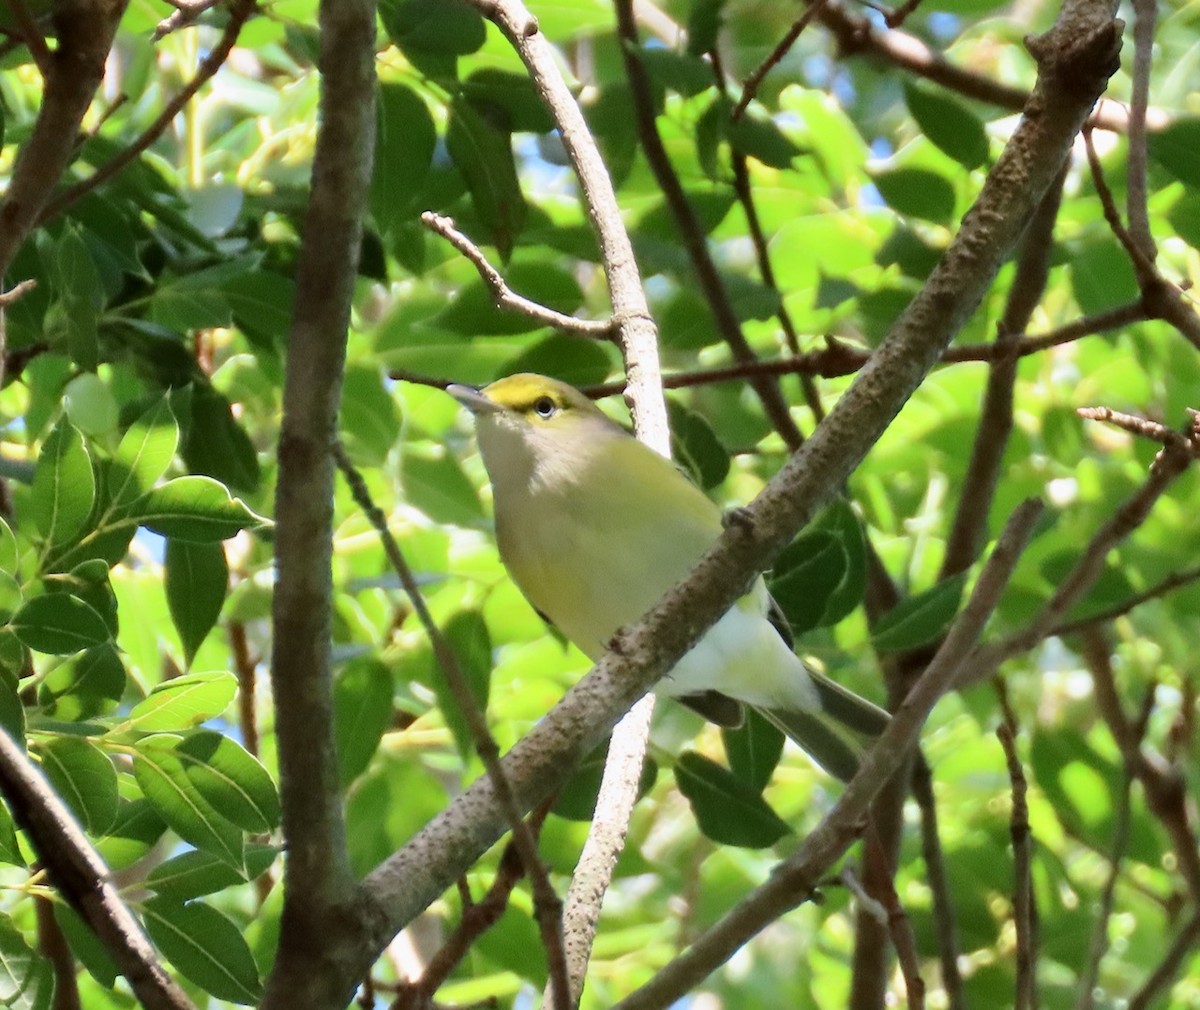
<box><xmin>260</xmin><ymin>0</ymin><xmax>376</xmax><ymax>1006</ymax></box>
<box><xmin>0</xmin><ymin>0</ymin><xmax>128</xmax><ymax>277</ymax></box>
<box><xmin>0</xmin><ymin>731</ymin><xmax>194</xmax><ymax>1010</ymax></box>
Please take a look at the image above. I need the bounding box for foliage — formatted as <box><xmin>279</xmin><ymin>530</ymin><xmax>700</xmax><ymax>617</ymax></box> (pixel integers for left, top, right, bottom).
<box><xmin>0</xmin><ymin>0</ymin><xmax>1197</xmax><ymax>1007</ymax></box>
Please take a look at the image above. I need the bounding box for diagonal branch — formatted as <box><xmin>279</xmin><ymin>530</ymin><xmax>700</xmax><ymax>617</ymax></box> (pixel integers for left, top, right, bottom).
<box><xmin>611</xmin><ymin>500</ymin><xmax>1043</xmax><ymax>1010</ymax></box>
<box><xmin>0</xmin><ymin>730</ymin><xmax>195</xmax><ymax>1010</ymax></box>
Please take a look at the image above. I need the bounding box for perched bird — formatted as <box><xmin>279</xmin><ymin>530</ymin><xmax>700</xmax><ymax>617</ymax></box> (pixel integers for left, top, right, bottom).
<box><xmin>448</xmin><ymin>373</ymin><xmax>888</xmax><ymax>781</ymax></box>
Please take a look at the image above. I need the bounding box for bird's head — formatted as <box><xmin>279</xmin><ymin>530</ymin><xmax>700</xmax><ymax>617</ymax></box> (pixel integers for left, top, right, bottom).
<box><xmin>448</xmin><ymin>373</ymin><xmax>621</xmax><ymax>490</ymax></box>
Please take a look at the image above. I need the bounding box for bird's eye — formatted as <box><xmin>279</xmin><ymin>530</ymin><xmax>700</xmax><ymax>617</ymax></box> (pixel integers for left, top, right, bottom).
<box><xmin>532</xmin><ymin>396</ymin><xmax>557</xmax><ymax>418</ymax></box>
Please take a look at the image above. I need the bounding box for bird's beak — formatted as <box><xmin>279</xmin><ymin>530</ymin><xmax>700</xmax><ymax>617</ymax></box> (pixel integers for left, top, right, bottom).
<box><xmin>447</xmin><ymin>383</ymin><xmax>502</xmax><ymax>416</ymax></box>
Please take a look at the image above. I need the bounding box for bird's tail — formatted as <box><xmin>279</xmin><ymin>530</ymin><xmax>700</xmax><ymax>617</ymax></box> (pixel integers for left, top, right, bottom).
<box><xmin>759</xmin><ymin>669</ymin><xmax>890</xmax><ymax>783</ymax></box>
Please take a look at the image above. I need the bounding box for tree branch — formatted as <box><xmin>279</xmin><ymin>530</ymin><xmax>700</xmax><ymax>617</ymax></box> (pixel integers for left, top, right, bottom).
<box><xmin>610</xmin><ymin>500</ymin><xmax>1043</xmax><ymax>1010</ymax></box>
<box><xmin>0</xmin><ymin>730</ymin><xmax>195</xmax><ymax>1010</ymax></box>
<box><xmin>260</xmin><ymin>0</ymin><xmax>376</xmax><ymax>1005</ymax></box>
<box><xmin>997</xmin><ymin>723</ymin><xmax>1038</xmax><ymax>1010</ymax></box>
<box><xmin>1127</xmin><ymin>910</ymin><xmax>1200</xmax><ymax>1010</ymax></box>
<box><xmin>36</xmin><ymin>0</ymin><xmax>256</xmax><ymax>226</ymax></box>
<box><xmin>420</xmin><ymin>211</ymin><xmax>617</xmax><ymax>339</ymax></box>
<box><xmin>333</xmin><ymin>444</ymin><xmax>569</xmax><ymax>1010</ymax></box>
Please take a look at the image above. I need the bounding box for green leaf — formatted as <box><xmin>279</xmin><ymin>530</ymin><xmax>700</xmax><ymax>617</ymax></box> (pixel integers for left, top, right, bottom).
<box><xmin>462</xmin><ymin>69</ymin><xmax>555</xmax><ymax>133</ymax></box>
<box><xmin>446</xmin><ymin>96</ymin><xmax>526</xmax><ymax>260</ymax></box>
<box><xmin>0</xmin><ymin>802</ymin><xmax>23</xmax><ymax>866</ymax></box>
<box><xmin>94</xmin><ymin>799</ymin><xmax>167</xmax><ymax>870</ymax></box>
<box><xmin>145</xmin><ymin>844</ymin><xmax>277</xmax><ymax>901</ymax></box>
<box><xmin>728</xmin><ymin>111</ymin><xmax>801</xmax><ymax>169</ymax></box>
<box><xmin>133</xmin><ymin>736</ymin><xmax>245</xmax><ymax>868</ymax></box>
<box><xmin>53</xmin><ymin>225</ymin><xmax>104</xmax><ymax>371</ymax></box>
<box><xmin>431</xmin><ymin>610</ymin><xmax>492</xmax><ymax>760</ymax></box>
<box><xmin>872</xmin><ymin>572</ymin><xmax>967</xmax><ymax>652</ymax></box>
<box><xmin>63</xmin><ymin>373</ymin><xmax>118</xmax><ymax>437</ymax></box>
<box><xmin>811</xmin><ymin>500</ymin><xmax>868</xmax><ymax>626</ymax></box>
<box><xmin>553</xmin><ymin>743</ymin><xmax>658</xmax><ymax>821</ymax></box>
<box><xmin>11</xmin><ymin>594</ymin><xmax>111</xmax><ymax>654</ymax></box>
<box><xmin>182</xmin><ymin>385</ymin><xmax>261</xmax><ymax>494</ymax></box>
<box><xmin>0</xmin><ymin>913</ymin><xmax>54</xmax><ymax>1010</ymax></box>
<box><xmin>400</xmin><ymin>450</ymin><xmax>483</xmax><ymax>527</ymax></box>
<box><xmin>339</xmin><ymin>365</ymin><xmax>402</xmax><ymax>467</ymax></box>
<box><xmin>111</xmin><ymin>397</ymin><xmax>178</xmax><ymax>506</ymax></box>
<box><xmin>165</xmin><ymin>540</ymin><xmax>228</xmax><ymax>665</ymax></box>
<box><xmin>126</xmin><ymin>671</ymin><xmax>238</xmax><ymax>732</ymax></box>
<box><xmin>38</xmin><ymin>643</ymin><xmax>126</xmax><ymax>720</ymax></box>
<box><xmin>501</xmin><ymin>334</ymin><xmax>612</xmax><ymax>389</ymax></box>
<box><xmin>686</xmin><ymin>0</ymin><xmax>724</xmax><ymax>55</ymax></box>
<box><xmin>31</xmin><ymin>419</ymin><xmax>95</xmax><ymax>548</ymax></box>
<box><xmin>381</xmin><ymin>0</ymin><xmax>486</xmax><ymax>56</ymax></box>
<box><xmin>722</xmin><ymin>708</ymin><xmax>785</xmax><ymax>792</ymax></box>
<box><xmin>54</xmin><ymin>904</ymin><xmax>118</xmax><ymax>987</ymax></box>
<box><xmin>1147</xmin><ymin>117</ymin><xmax>1200</xmax><ymax>187</ymax></box>
<box><xmin>640</xmin><ymin>47</ymin><xmax>714</xmax><ymax>98</ymax></box>
<box><xmin>904</xmin><ymin>83</ymin><xmax>989</xmax><ymax>169</ymax></box>
<box><xmin>128</xmin><ymin>475</ymin><xmax>265</xmax><ymax>542</ymax></box>
<box><xmin>371</xmin><ymin>82</ymin><xmax>436</xmax><ymax>233</ymax></box>
<box><xmin>39</xmin><ymin>737</ymin><xmax>118</xmax><ymax>834</ymax></box>
<box><xmin>1070</xmin><ymin>239</ymin><xmax>1139</xmax><ymax>315</ymax></box>
<box><xmin>873</xmin><ymin>167</ymin><xmax>956</xmax><ymax>223</ymax></box>
<box><xmin>143</xmin><ymin>898</ymin><xmax>262</xmax><ymax>1004</ymax></box>
<box><xmin>0</xmin><ymin>518</ymin><xmax>16</xmax><ymax>573</ymax></box>
<box><xmin>333</xmin><ymin>658</ymin><xmax>394</xmax><ymax>787</ymax></box>
<box><xmin>668</xmin><ymin>400</ymin><xmax>730</xmax><ymax>491</ymax></box>
<box><xmin>176</xmin><ymin>730</ymin><xmax>280</xmax><ymax>833</ymax></box>
<box><xmin>0</xmin><ymin>674</ymin><xmax>22</xmax><ymax>742</ymax></box>
<box><xmin>767</xmin><ymin>531</ymin><xmax>848</xmax><ymax>637</ymax></box>
<box><xmin>675</xmin><ymin>751</ymin><xmax>791</xmax><ymax>848</ymax></box>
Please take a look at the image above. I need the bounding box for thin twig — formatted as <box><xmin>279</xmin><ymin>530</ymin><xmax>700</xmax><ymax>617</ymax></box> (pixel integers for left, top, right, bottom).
<box><xmin>420</xmin><ymin>212</ymin><xmax>616</xmax><ymax>338</ymax></box>
<box><xmin>35</xmin><ymin>895</ymin><xmax>82</xmax><ymax>1010</ymax></box>
<box><xmin>153</xmin><ymin>0</ymin><xmax>224</xmax><ymax>41</ymax></box>
<box><xmin>840</xmin><ymin>867</ymin><xmax>888</xmax><ymax>924</ymax></box>
<box><xmin>610</xmin><ymin>500</ymin><xmax>1043</xmax><ymax>1010</ymax></box>
<box><xmin>1051</xmin><ymin>564</ymin><xmax>1200</xmax><ymax>638</ymax></box>
<box><xmin>228</xmin><ymin>620</ymin><xmax>259</xmax><ymax>757</ymax></box>
<box><xmin>38</xmin><ymin>0</ymin><xmax>257</xmax><ymax>225</ymax></box>
<box><xmin>963</xmin><ymin>421</ymin><xmax>1199</xmax><ymax>687</ymax></box>
<box><xmin>0</xmin><ymin>731</ymin><xmax>195</xmax><ymax>1010</ymax></box>
<box><xmin>732</xmin><ymin>0</ymin><xmax>826</xmax><ymax>120</ymax></box>
<box><xmin>333</xmin><ymin>444</ymin><xmax>571</xmax><ymax>1010</ymax></box>
<box><xmin>1078</xmin><ymin>406</ymin><xmax>1200</xmax><ymax>454</ymax></box>
<box><xmin>2</xmin><ymin>0</ymin><xmax>52</xmax><ymax>77</ymax></box>
<box><xmin>404</xmin><ymin>804</ymin><xmax>554</xmax><ymax>1007</ymax></box>
<box><xmin>911</xmin><ymin>753</ymin><xmax>965</xmax><ymax>1010</ymax></box>
<box><xmin>614</xmin><ymin>0</ymin><xmax>806</xmax><ymax>452</ymax></box>
<box><xmin>863</xmin><ymin>826</ymin><xmax>926</xmax><ymax>1010</ymax></box>
<box><xmin>1128</xmin><ymin>910</ymin><xmax>1200</xmax><ymax>1010</ymax></box>
<box><xmin>997</xmin><ymin>723</ymin><xmax>1037</xmax><ymax>1010</ymax></box>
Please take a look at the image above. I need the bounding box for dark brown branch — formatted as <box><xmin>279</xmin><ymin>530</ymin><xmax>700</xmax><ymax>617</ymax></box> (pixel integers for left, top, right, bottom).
<box><xmin>732</xmin><ymin>0</ymin><xmax>826</xmax><ymax>120</ymax></box>
<box><xmin>911</xmin><ymin>754</ymin><xmax>965</xmax><ymax>1010</ymax></box>
<box><xmin>941</xmin><ymin>168</ymin><xmax>1066</xmax><ymax>578</ymax></box>
<box><xmin>2</xmin><ymin>0</ymin><xmax>52</xmax><ymax>77</ymax></box>
<box><xmin>1127</xmin><ymin>910</ymin><xmax>1200</xmax><ymax>1010</ymax></box>
<box><xmin>37</xmin><ymin>0</ymin><xmax>256</xmax><ymax>225</ymax></box>
<box><xmin>228</xmin><ymin>619</ymin><xmax>259</xmax><ymax>758</ymax></box>
<box><xmin>965</xmin><ymin>418</ymin><xmax>1198</xmax><ymax>686</ymax></box>
<box><xmin>333</xmin><ymin>444</ymin><xmax>570</xmax><ymax>1010</ymax></box>
<box><xmin>1051</xmin><ymin>564</ymin><xmax>1200</xmax><ymax>638</ymax></box>
<box><xmin>420</xmin><ymin>211</ymin><xmax>616</xmax><ymax>338</ymax></box>
<box><xmin>863</xmin><ymin>826</ymin><xmax>926</xmax><ymax>1010</ymax></box>
<box><xmin>997</xmin><ymin>723</ymin><xmax>1037</xmax><ymax>1010</ymax></box>
<box><xmin>36</xmin><ymin>896</ymin><xmax>82</xmax><ymax>1010</ymax></box>
<box><xmin>814</xmin><ymin>0</ymin><xmax>1157</xmax><ymax>134</ymax></box>
<box><xmin>400</xmin><ymin>804</ymin><xmax>553</xmax><ymax>1007</ymax></box>
<box><xmin>614</xmin><ymin>0</ymin><xmax>806</xmax><ymax>453</ymax></box>
<box><xmin>0</xmin><ymin>731</ymin><xmax>194</xmax><ymax>1010</ymax></box>
<box><xmin>259</xmin><ymin>0</ymin><xmax>376</xmax><ymax>1005</ymax></box>
<box><xmin>0</xmin><ymin>0</ymin><xmax>128</xmax><ymax>278</ymax></box>
<box><xmin>1082</xmin><ymin>628</ymin><xmax>1200</xmax><ymax>904</ymax></box>
<box><xmin>1126</xmin><ymin>0</ymin><xmax>1157</xmax><ymax>262</ymax></box>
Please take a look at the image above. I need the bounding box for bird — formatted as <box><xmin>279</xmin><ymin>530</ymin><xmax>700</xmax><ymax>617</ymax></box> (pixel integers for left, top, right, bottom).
<box><xmin>448</xmin><ymin>372</ymin><xmax>888</xmax><ymax>781</ymax></box>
